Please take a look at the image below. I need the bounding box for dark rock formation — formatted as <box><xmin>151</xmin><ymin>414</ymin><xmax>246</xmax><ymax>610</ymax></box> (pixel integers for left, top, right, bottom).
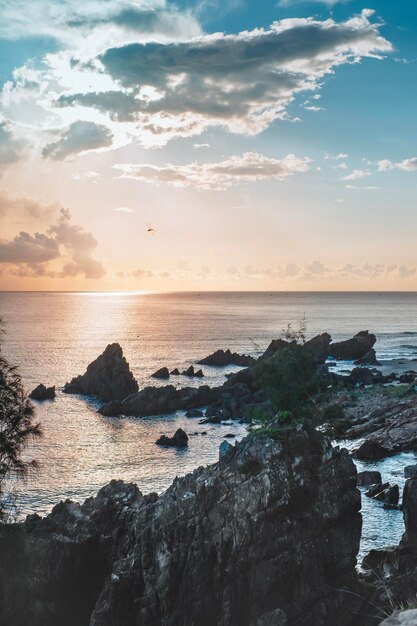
<box><xmin>63</xmin><ymin>344</ymin><xmax>138</xmax><ymax>403</ymax></box>
<box><xmin>354</xmin><ymin>349</ymin><xmax>380</xmax><ymax>366</ymax></box>
<box><xmin>353</xmin><ymin>440</ymin><xmax>393</xmax><ymax>460</ymax></box>
<box><xmin>405</xmin><ymin>465</ymin><xmax>417</xmax><ymax>479</ymax></box>
<box><xmin>29</xmin><ymin>383</ymin><xmax>56</xmax><ymax>401</ymax></box>
<box><xmin>185</xmin><ymin>409</ymin><xmax>204</xmax><ymax>418</ymax></box>
<box><xmin>357</xmin><ymin>471</ymin><xmax>382</xmax><ymax>486</ymax></box>
<box><xmin>259</xmin><ymin>338</ymin><xmax>291</xmax><ymax>361</ymax></box>
<box><xmin>182</xmin><ymin>365</ymin><xmax>204</xmax><ymax>377</ymax></box>
<box><xmin>365</xmin><ymin>482</ymin><xmax>390</xmax><ymax>498</ymax></box>
<box><xmin>349</xmin><ymin>367</ymin><xmax>384</xmax><ymax>386</ymax></box>
<box><xmin>99</xmin><ymin>384</ymin><xmax>221</xmax><ymax>417</ymax></box>
<box><xmin>151</xmin><ymin>367</ymin><xmax>170</xmax><ymax>380</ymax></box>
<box><xmin>198</xmin><ymin>348</ymin><xmax>255</xmax><ymax>367</ymax></box>
<box><xmin>170</xmin><ymin>368</ymin><xmax>180</xmax><ymax>375</ymax></box>
<box><xmin>304</xmin><ymin>333</ymin><xmax>332</xmax><ymax>364</ymax></box>
<box><xmin>20</xmin><ymin>428</ymin><xmax>362</xmax><ymax>626</ymax></box>
<box><xmin>366</xmin><ymin>483</ymin><xmax>399</xmax><ymax>506</ymax></box>
<box><xmin>329</xmin><ymin>331</ymin><xmax>376</xmax><ymax>361</ymax></box>
<box><xmin>399</xmin><ymin>372</ymin><xmax>417</xmax><ymax>384</ymax></box>
<box><xmin>156</xmin><ymin>428</ymin><xmax>188</xmax><ymax>448</ymax></box>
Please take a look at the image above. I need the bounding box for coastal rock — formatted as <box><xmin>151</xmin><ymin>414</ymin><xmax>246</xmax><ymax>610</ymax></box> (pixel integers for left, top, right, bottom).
<box><xmin>156</xmin><ymin>428</ymin><xmax>188</xmax><ymax>448</ymax></box>
<box><xmin>353</xmin><ymin>440</ymin><xmax>392</xmax><ymax>460</ymax></box>
<box><xmin>29</xmin><ymin>383</ymin><xmax>56</xmax><ymax>401</ymax></box>
<box><xmin>185</xmin><ymin>408</ymin><xmax>204</xmax><ymax>417</ymax></box>
<box><xmin>354</xmin><ymin>349</ymin><xmax>380</xmax><ymax>366</ymax></box>
<box><xmin>349</xmin><ymin>367</ymin><xmax>384</xmax><ymax>386</ymax></box>
<box><xmin>379</xmin><ymin>610</ymin><xmax>417</xmax><ymax>626</ymax></box>
<box><xmin>63</xmin><ymin>343</ymin><xmax>138</xmax><ymax>403</ymax></box>
<box><xmin>357</xmin><ymin>470</ymin><xmax>382</xmax><ymax>486</ymax></box>
<box><xmin>365</xmin><ymin>482</ymin><xmax>390</xmax><ymax>498</ymax></box>
<box><xmin>170</xmin><ymin>368</ymin><xmax>180</xmax><ymax>375</ymax></box>
<box><xmin>20</xmin><ymin>428</ymin><xmax>362</xmax><ymax>626</ymax></box>
<box><xmin>182</xmin><ymin>365</ymin><xmax>204</xmax><ymax>378</ymax></box>
<box><xmin>259</xmin><ymin>338</ymin><xmax>291</xmax><ymax>361</ymax></box>
<box><xmin>198</xmin><ymin>348</ymin><xmax>255</xmax><ymax>367</ymax></box>
<box><xmin>405</xmin><ymin>465</ymin><xmax>417</xmax><ymax>479</ymax></box>
<box><xmin>399</xmin><ymin>372</ymin><xmax>417</xmax><ymax>384</ymax></box>
<box><xmin>151</xmin><ymin>367</ymin><xmax>170</xmax><ymax>379</ymax></box>
<box><xmin>373</xmin><ymin>484</ymin><xmax>399</xmax><ymax>506</ymax></box>
<box><xmin>304</xmin><ymin>333</ymin><xmax>332</xmax><ymax>364</ymax></box>
<box><xmin>99</xmin><ymin>384</ymin><xmax>221</xmax><ymax>417</ymax></box>
<box><xmin>219</xmin><ymin>439</ymin><xmax>233</xmax><ymax>459</ymax></box>
<box><xmin>329</xmin><ymin>331</ymin><xmax>376</xmax><ymax>361</ymax></box>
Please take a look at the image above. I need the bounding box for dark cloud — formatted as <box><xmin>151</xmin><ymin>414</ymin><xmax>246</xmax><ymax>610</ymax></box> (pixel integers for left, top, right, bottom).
<box><xmin>0</xmin><ymin>231</ymin><xmax>59</xmax><ymax>264</ymax></box>
<box><xmin>42</xmin><ymin>121</ymin><xmax>113</xmax><ymax>161</ymax></box>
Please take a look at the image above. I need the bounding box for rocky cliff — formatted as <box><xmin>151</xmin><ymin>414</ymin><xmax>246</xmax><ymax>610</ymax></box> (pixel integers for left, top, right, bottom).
<box><xmin>20</xmin><ymin>427</ymin><xmax>361</xmax><ymax>626</ymax></box>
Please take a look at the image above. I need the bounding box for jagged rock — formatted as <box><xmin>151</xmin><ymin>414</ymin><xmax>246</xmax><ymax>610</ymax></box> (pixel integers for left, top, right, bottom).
<box><xmin>151</xmin><ymin>367</ymin><xmax>170</xmax><ymax>379</ymax></box>
<box><xmin>185</xmin><ymin>409</ymin><xmax>204</xmax><ymax>418</ymax></box>
<box><xmin>99</xmin><ymin>384</ymin><xmax>221</xmax><ymax>417</ymax></box>
<box><xmin>357</xmin><ymin>470</ymin><xmax>382</xmax><ymax>486</ymax></box>
<box><xmin>19</xmin><ymin>428</ymin><xmax>362</xmax><ymax>626</ymax></box>
<box><xmin>182</xmin><ymin>365</ymin><xmax>204</xmax><ymax>378</ymax></box>
<box><xmin>29</xmin><ymin>383</ymin><xmax>55</xmax><ymax>401</ymax></box>
<box><xmin>329</xmin><ymin>331</ymin><xmax>376</xmax><ymax>361</ymax></box>
<box><xmin>365</xmin><ymin>482</ymin><xmax>390</xmax><ymax>498</ymax></box>
<box><xmin>354</xmin><ymin>349</ymin><xmax>380</xmax><ymax>366</ymax></box>
<box><xmin>405</xmin><ymin>465</ymin><xmax>417</xmax><ymax>479</ymax></box>
<box><xmin>63</xmin><ymin>343</ymin><xmax>138</xmax><ymax>403</ymax></box>
<box><xmin>373</xmin><ymin>484</ymin><xmax>399</xmax><ymax>506</ymax></box>
<box><xmin>170</xmin><ymin>368</ymin><xmax>180</xmax><ymax>375</ymax></box>
<box><xmin>379</xmin><ymin>610</ymin><xmax>417</xmax><ymax>626</ymax></box>
<box><xmin>156</xmin><ymin>428</ymin><xmax>188</xmax><ymax>448</ymax></box>
<box><xmin>219</xmin><ymin>439</ymin><xmax>233</xmax><ymax>459</ymax></box>
<box><xmin>259</xmin><ymin>338</ymin><xmax>291</xmax><ymax>360</ymax></box>
<box><xmin>304</xmin><ymin>333</ymin><xmax>332</xmax><ymax>364</ymax></box>
<box><xmin>198</xmin><ymin>349</ymin><xmax>255</xmax><ymax>367</ymax></box>
<box><xmin>225</xmin><ymin>433</ymin><xmax>236</xmax><ymax>438</ymax></box>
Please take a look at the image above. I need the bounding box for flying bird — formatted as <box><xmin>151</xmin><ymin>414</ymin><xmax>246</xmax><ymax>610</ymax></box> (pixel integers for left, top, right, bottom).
<box><xmin>146</xmin><ymin>222</ymin><xmax>156</xmax><ymax>235</ymax></box>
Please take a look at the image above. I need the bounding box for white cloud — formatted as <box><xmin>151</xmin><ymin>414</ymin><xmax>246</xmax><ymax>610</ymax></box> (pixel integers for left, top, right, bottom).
<box><xmin>342</xmin><ymin>168</ymin><xmax>371</xmax><ymax>181</ymax></box>
<box><xmin>325</xmin><ymin>152</ymin><xmax>348</xmax><ymax>160</ymax></box>
<box><xmin>115</xmin><ymin>207</ymin><xmax>135</xmax><ymax>213</ymax></box>
<box><xmin>114</xmin><ymin>152</ymin><xmax>311</xmax><ymax>190</ymax></box>
<box><xmin>278</xmin><ymin>0</ymin><xmax>351</xmax><ymax>5</ymax></box>
<box><xmin>378</xmin><ymin>157</ymin><xmax>417</xmax><ymax>172</ymax></box>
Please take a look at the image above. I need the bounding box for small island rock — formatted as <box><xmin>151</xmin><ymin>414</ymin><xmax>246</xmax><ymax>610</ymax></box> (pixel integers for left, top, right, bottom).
<box><xmin>156</xmin><ymin>428</ymin><xmax>188</xmax><ymax>448</ymax></box>
<box><xmin>29</xmin><ymin>384</ymin><xmax>56</xmax><ymax>401</ymax></box>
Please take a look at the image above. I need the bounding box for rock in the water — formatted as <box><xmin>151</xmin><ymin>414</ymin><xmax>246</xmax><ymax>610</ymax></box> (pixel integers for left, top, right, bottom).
<box><xmin>373</xmin><ymin>484</ymin><xmax>399</xmax><ymax>506</ymax></box>
<box><xmin>353</xmin><ymin>439</ymin><xmax>392</xmax><ymax>460</ymax></box>
<box><xmin>259</xmin><ymin>338</ymin><xmax>291</xmax><ymax>361</ymax></box>
<box><xmin>19</xmin><ymin>428</ymin><xmax>362</xmax><ymax>626</ymax></box>
<box><xmin>63</xmin><ymin>343</ymin><xmax>138</xmax><ymax>402</ymax></box>
<box><xmin>304</xmin><ymin>333</ymin><xmax>332</xmax><ymax>364</ymax></box>
<box><xmin>219</xmin><ymin>439</ymin><xmax>233</xmax><ymax>459</ymax></box>
<box><xmin>185</xmin><ymin>409</ymin><xmax>204</xmax><ymax>418</ymax></box>
<box><xmin>349</xmin><ymin>367</ymin><xmax>384</xmax><ymax>386</ymax></box>
<box><xmin>182</xmin><ymin>365</ymin><xmax>204</xmax><ymax>377</ymax></box>
<box><xmin>379</xmin><ymin>610</ymin><xmax>417</xmax><ymax>626</ymax></box>
<box><xmin>357</xmin><ymin>470</ymin><xmax>382</xmax><ymax>486</ymax></box>
<box><xmin>198</xmin><ymin>349</ymin><xmax>255</xmax><ymax>367</ymax></box>
<box><xmin>365</xmin><ymin>482</ymin><xmax>390</xmax><ymax>498</ymax></box>
<box><xmin>170</xmin><ymin>368</ymin><xmax>180</xmax><ymax>375</ymax></box>
<box><xmin>354</xmin><ymin>348</ymin><xmax>380</xmax><ymax>366</ymax></box>
<box><xmin>156</xmin><ymin>428</ymin><xmax>188</xmax><ymax>448</ymax></box>
<box><xmin>29</xmin><ymin>383</ymin><xmax>55</xmax><ymax>401</ymax></box>
<box><xmin>400</xmin><ymin>372</ymin><xmax>417</xmax><ymax>384</ymax></box>
<box><xmin>329</xmin><ymin>331</ymin><xmax>376</xmax><ymax>361</ymax></box>
<box><xmin>405</xmin><ymin>465</ymin><xmax>417</xmax><ymax>479</ymax></box>
<box><xmin>151</xmin><ymin>367</ymin><xmax>170</xmax><ymax>379</ymax></box>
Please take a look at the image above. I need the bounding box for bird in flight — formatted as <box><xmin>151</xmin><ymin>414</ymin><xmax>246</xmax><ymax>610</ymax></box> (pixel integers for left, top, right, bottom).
<box><xmin>146</xmin><ymin>222</ymin><xmax>156</xmax><ymax>235</ymax></box>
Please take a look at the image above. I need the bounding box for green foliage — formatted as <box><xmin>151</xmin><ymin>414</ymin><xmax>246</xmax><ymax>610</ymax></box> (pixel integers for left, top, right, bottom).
<box><xmin>0</xmin><ymin>320</ymin><xmax>42</xmax><ymax>517</ymax></box>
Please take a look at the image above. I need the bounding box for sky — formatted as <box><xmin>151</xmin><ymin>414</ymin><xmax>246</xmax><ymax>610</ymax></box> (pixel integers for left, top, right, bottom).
<box><xmin>0</xmin><ymin>0</ymin><xmax>416</xmax><ymax>291</ymax></box>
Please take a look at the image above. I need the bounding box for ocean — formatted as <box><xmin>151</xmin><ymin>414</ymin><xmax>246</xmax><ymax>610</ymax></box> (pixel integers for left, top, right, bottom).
<box><xmin>1</xmin><ymin>290</ymin><xmax>417</xmax><ymax>561</ymax></box>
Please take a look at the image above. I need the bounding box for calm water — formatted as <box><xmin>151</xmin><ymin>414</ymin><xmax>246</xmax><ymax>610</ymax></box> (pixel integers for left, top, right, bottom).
<box><xmin>1</xmin><ymin>291</ymin><xmax>417</xmax><ymax>561</ymax></box>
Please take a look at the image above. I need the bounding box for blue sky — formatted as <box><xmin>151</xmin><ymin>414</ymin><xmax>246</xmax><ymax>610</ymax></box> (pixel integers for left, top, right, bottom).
<box><xmin>0</xmin><ymin>0</ymin><xmax>416</xmax><ymax>290</ymax></box>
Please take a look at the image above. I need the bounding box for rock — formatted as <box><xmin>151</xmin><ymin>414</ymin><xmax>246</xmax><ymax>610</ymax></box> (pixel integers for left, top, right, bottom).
<box><xmin>29</xmin><ymin>383</ymin><xmax>55</xmax><ymax>401</ymax></box>
<box><xmin>99</xmin><ymin>384</ymin><xmax>221</xmax><ymax>417</ymax></box>
<box><xmin>329</xmin><ymin>331</ymin><xmax>376</xmax><ymax>361</ymax></box>
<box><xmin>349</xmin><ymin>367</ymin><xmax>384</xmax><ymax>386</ymax></box>
<box><xmin>151</xmin><ymin>367</ymin><xmax>170</xmax><ymax>379</ymax></box>
<box><xmin>365</xmin><ymin>482</ymin><xmax>390</xmax><ymax>498</ymax></box>
<box><xmin>259</xmin><ymin>338</ymin><xmax>291</xmax><ymax>360</ymax></box>
<box><xmin>304</xmin><ymin>333</ymin><xmax>332</xmax><ymax>364</ymax></box>
<box><xmin>219</xmin><ymin>439</ymin><xmax>233</xmax><ymax>459</ymax></box>
<box><xmin>198</xmin><ymin>349</ymin><xmax>255</xmax><ymax>367</ymax></box>
<box><xmin>170</xmin><ymin>368</ymin><xmax>180</xmax><ymax>375</ymax></box>
<box><xmin>182</xmin><ymin>365</ymin><xmax>204</xmax><ymax>377</ymax></box>
<box><xmin>18</xmin><ymin>428</ymin><xmax>362</xmax><ymax>626</ymax></box>
<box><xmin>354</xmin><ymin>440</ymin><xmax>393</xmax><ymax>460</ymax></box>
<box><xmin>357</xmin><ymin>470</ymin><xmax>382</xmax><ymax>486</ymax></box>
<box><xmin>379</xmin><ymin>610</ymin><xmax>417</xmax><ymax>626</ymax></box>
<box><xmin>185</xmin><ymin>409</ymin><xmax>204</xmax><ymax>418</ymax></box>
<box><xmin>156</xmin><ymin>428</ymin><xmax>188</xmax><ymax>448</ymax></box>
<box><xmin>354</xmin><ymin>348</ymin><xmax>380</xmax><ymax>366</ymax></box>
<box><xmin>63</xmin><ymin>343</ymin><xmax>138</xmax><ymax>403</ymax></box>
<box><xmin>400</xmin><ymin>372</ymin><xmax>417</xmax><ymax>384</ymax></box>
<box><xmin>225</xmin><ymin>433</ymin><xmax>236</xmax><ymax>438</ymax></box>
<box><xmin>405</xmin><ymin>465</ymin><xmax>417</xmax><ymax>479</ymax></box>
<box><xmin>373</xmin><ymin>484</ymin><xmax>399</xmax><ymax>506</ymax></box>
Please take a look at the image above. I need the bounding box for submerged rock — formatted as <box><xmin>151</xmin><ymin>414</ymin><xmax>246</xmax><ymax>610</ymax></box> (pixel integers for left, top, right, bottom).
<box><xmin>156</xmin><ymin>428</ymin><xmax>188</xmax><ymax>448</ymax></box>
<box><xmin>19</xmin><ymin>427</ymin><xmax>362</xmax><ymax>626</ymax></box>
<box><xmin>29</xmin><ymin>383</ymin><xmax>55</xmax><ymax>401</ymax></box>
<box><xmin>63</xmin><ymin>343</ymin><xmax>138</xmax><ymax>403</ymax></box>
<box><xmin>198</xmin><ymin>349</ymin><xmax>255</xmax><ymax>367</ymax></box>
<box><xmin>329</xmin><ymin>331</ymin><xmax>376</xmax><ymax>361</ymax></box>
<box><xmin>151</xmin><ymin>367</ymin><xmax>170</xmax><ymax>380</ymax></box>
<box><xmin>357</xmin><ymin>470</ymin><xmax>382</xmax><ymax>486</ymax></box>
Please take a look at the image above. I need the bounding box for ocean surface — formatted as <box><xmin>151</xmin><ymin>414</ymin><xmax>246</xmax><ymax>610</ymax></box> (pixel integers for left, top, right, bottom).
<box><xmin>1</xmin><ymin>290</ymin><xmax>417</xmax><ymax>561</ymax></box>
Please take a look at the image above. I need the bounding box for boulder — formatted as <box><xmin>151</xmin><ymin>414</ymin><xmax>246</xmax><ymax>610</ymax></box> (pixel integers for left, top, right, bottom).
<box><xmin>329</xmin><ymin>331</ymin><xmax>376</xmax><ymax>361</ymax></box>
<box><xmin>357</xmin><ymin>470</ymin><xmax>382</xmax><ymax>486</ymax></box>
<box><xmin>365</xmin><ymin>482</ymin><xmax>390</xmax><ymax>498</ymax></box>
<box><xmin>198</xmin><ymin>349</ymin><xmax>255</xmax><ymax>367</ymax></box>
<box><xmin>156</xmin><ymin>428</ymin><xmax>188</xmax><ymax>448</ymax></box>
<box><xmin>405</xmin><ymin>465</ymin><xmax>417</xmax><ymax>479</ymax></box>
<box><xmin>18</xmin><ymin>428</ymin><xmax>362</xmax><ymax>626</ymax></box>
<box><xmin>373</xmin><ymin>484</ymin><xmax>399</xmax><ymax>506</ymax></box>
<box><xmin>151</xmin><ymin>367</ymin><xmax>170</xmax><ymax>380</ymax></box>
<box><xmin>354</xmin><ymin>349</ymin><xmax>380</xmax><ymax>366</ymax></box>
<box><xmin>29</xmin><ymin>384</ymin><xmax>56</xmax><ymax>401</ymax></box>
<box><xmin>353</xmin><ymin>440</ymin><xmax>393</xmax><ymax>460</ymax></box>
<box><xmin>63</xmin><ymin>343</ymin><xmax>138</xmax><ymax>403</ymax></box>
<box><xmin>349</xmin><ymin>367</ymin><xmax>384</xmax><ymax>386</ymax></box>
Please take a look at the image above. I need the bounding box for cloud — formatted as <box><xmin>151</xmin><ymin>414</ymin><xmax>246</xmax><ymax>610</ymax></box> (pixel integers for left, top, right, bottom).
<box><xmin>0</xmin><ymin>119</ymin><xmax>25</xmax><ymax>171</ymax></box>
<box><xmin>0</xmin><ymin>204</ymin><xmax>105</xmax><ymax>279</ymax></box>
<box><xmin>0</xmin><ymin>193</ymin><xmax>58</xmax><ymax>220</ymax></box>
<box><xmin>42</xmin><ymin>121</ymin><xmax>113</xmax><ymax>160</ymax></box>
<box><xmin>55</xmin><ymin>10</ymin><xmax>391</xmax><ymax>147</ymax></box>
<box><xmin>378</xmin><ymin>157</ymin><xmax>417</xmax><ymax>172</ymax></box>
<box><xmin>278</xmin><ymin>0</ymin><xmax>351</xmax><ymax>6</ymax></box>
<box><xmin>115</xmin><ymin>152</ymin><xmax>311</xmax><ymax>190</ymax></box>
<box><xmin>325</xmin><ymin>152</ymin><xmax>348</xmax><ymax>160</ymax></box>
<box><xmin>115</xmin><ymin>207</ymin><xmax>135</xmax><ymax>213</ymax></box>
<box><xmin>342</xmin><ymin>168</ymin><xmax>370</xmax><ymax>181</ymax></box>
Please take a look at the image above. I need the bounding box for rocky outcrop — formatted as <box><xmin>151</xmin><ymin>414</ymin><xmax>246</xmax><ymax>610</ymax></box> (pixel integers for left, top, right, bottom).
<box><xmin>99</xmin><ymin>384</ymin><xmax>221</xmax><ymax>417</ymax></box>
<box><xmin>354</xmin><ymin>349</ymin><xmax>380</xmax><ymax>366</ymax></box>
<box><xmin>365</xmin><ymin>483</ymin><xmax>399</xmax><ymax>506</ymax></box>
<box><xmin>29</xmin><ymin>383</ymin><xmax>56</xmax><ymax>400</ymax></box>
<box><xmin>198</xmin><ymin>349</ymin><xmax>255</xmax><ymax>367</ymax></box>
<box><xmin>182</xmin><ymin>365</ymin><xmax>204</xmax><ymax>377</ymax></box>
<box><xmin>151</xmin><ymin>367</ymin><xmax>170</xmax><ymax>379</ymax></box>
<box><xmin>304</xmin><ymin>333</ymin><xmax>332</xmax><ymax>364</ymax></box>
<box><xmin>63</xmin><ymin>344</ymin><xmax>138</xmax><ymax>403</ymax></box>
<box><xmin>379</xmin><ymin>611</ymin><xmax>417</xmax><ymax>626</ymax></box>
<box><xmin>21</xmin><ymin>428</ymin><xmax>362</xmax><ymax>626</ymax></box>
<box><xmin>259</xmin><ymin>338</ymin><xmax>291</xmax><ymax>360</ymax></box>
<box><xmin>329</xmin><ymin>331</ymin><xmax>376</xmax><ymax>361</ymax></box>
<box><xmin>156</xmin><ymin>428</ymin><xmax>188</xmax><ymax>447</ymax></box>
